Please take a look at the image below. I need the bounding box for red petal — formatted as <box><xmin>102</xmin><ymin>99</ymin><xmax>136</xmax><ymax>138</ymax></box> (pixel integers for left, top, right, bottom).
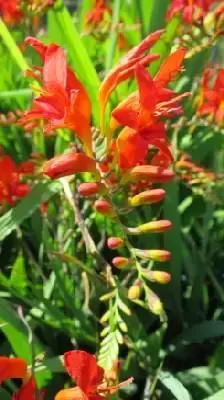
<box><xmin>43</xmin><ymin>44</ymin><xmax>67</xmax><ymax>91</ymax></box>
<box><xmin>12</xmin><ymin>377</ymin><xmax>37</xmax><ymax>400</ymax></box>
<box><xmin>155</xmin><ymin>48</ymin><xmax>186</xmax><ymax>87</ymax></box>
<box><xmin>64</xmin><ymin>351</ymin><xmax>104</xmax><ymax>394</ymax></box>
<box><xmin>0</xmin><ymin>357</ymin><xmax>27</xmax><ymax>383</ymax></box>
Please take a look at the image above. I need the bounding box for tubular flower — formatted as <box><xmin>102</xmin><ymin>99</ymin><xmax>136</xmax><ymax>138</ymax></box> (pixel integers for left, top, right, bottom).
<box><xmin>54</xmin><ymin>350</ymin><xmax>133</xmax><ymax>400</ymax></box>
<box><xmin>85</xmin><ymin>0</ymin><xmax>111</xmax><ymax>29</ymax></box>
<box><xmin>99</xmin><ymin>29</ymin><xmax>164</xmax><ymax>132</ymax></box>
<box><xmin>43</xmin><ymin>152</ymin><xmax>97</xmax><ymax>179</ymax></box>
<box><xmin>0</xmin><ymin>0</ymin><xmax>23</xmax><ymax>25</ymax></box>
<box><xmin>197</xmin><ymin>67</ymin><xmax>224</xmax><ymax>125</ymax></box>
<box><xmin>0</xmin><ymin>356</ymin><xmax>39</xmax><ymax>400</ymax></box>
<box><xmin>0</xmin><ymin>155</ymin><xmax>30</xmax><ymax>205</ymax></box>
<box><xmin>19</xmin><ymin>38</ymin><xmax>93</xmax><ymax>155</ymax></box>
<box><xmin>112</xmin><ymin>48</ymin><xmax>187</xmax><ymax>130</ymax></box>
<box><xmin>167</xmin><ymin>0</ymin><xmax>218</xmax><ymax>24</ymax></box>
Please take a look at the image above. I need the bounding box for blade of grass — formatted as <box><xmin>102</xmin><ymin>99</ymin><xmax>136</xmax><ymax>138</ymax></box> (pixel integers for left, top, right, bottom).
<box><xmin>105</xmin><ymin>0</ymin><xmax>121</xmax><ymax>72</ymax></box>
<box><xmin>0</xmin><ymin>181</ymin><xmax>60</xmax><ymax>241</ymax></box>
<box><xmin>0</xmin><ymin>18</ymin><xmax>28</xmax><ymax>71</ymax></box>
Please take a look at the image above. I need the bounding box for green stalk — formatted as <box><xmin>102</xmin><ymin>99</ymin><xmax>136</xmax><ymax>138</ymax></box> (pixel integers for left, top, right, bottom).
<box><xmin>105</xmin><ymin>0</ymin><xmax>121</xmax><ymax>73</ymax></box>
<box><xmin>0</xmin><ymin>18</ymin><xmax>28</xmax><ymax>71</ymax></box>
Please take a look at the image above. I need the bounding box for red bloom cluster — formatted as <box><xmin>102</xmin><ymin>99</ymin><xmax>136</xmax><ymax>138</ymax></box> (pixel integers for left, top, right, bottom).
<box><xmin>85</xmin><ymin>0</ymin><xmax>111</xmax><ymax>29</ymax></box>
<box><xmin>167</xmin><ymin>0</ymin><xmax>218</xmax><ymax>24</ymax></box>
<box><xmin>0</xmin><ymin>152</ymin><xmax>32</xmax><ymax>206</ymax></box>
<box><xmin>197</xmin><ymin>67</ymin><xmax>224</xmax><ymax>125</ymax></box>
<box><xmin>0</xmin><ymin>351</ymin><xmax>132</xmax><ymax>400</ymax></box>
<box><xmin>0</xmin><ymin>0</ymin><xmax>23</xmax><ymax>25</ymax></box>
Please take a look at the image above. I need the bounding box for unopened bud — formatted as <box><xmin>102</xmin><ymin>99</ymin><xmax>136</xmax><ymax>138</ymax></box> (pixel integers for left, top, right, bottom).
<box><xmin>128</xmin><ymin>220</ymin><xmax>172</xmax><ymax>235</ymax></box>
<box><xmin>78</xmin><ymin>182</ymin><xmax>104</xmax><ymax>197</ymax></box>
<box><xmin>128</xmin><ymin>280</ymin><xmax>142</xmax><ymax>300</ymax></box>
<box><xmin>94</xmin><ymin>200</ymin><xmax>115</xmax><ymax>217</ymax></box>
<box><xmin>146</xmin><ymin>250</ymin><xmax>171</xmax><ymax>262</ymax></box>
<box><xmin>130</xmin><ymin>165</ymin><xmax>175</xmax><ymax>183</ymax></box>
<box><xmin>203</xmin><ymin>12</ymin><xmax>215</xmax><ymax>36</ymax></box>
<box><xmin>112</xmin><ymin>257</ymin><xmax>129</xmax><ymax>269</ymax></box>
<box><xmin>146</xmin><ymin>288</ymin><xmax>163</xmax><ymax>315</ymax></box>
<box><xmin>142</xmin><ymin>270</ymin><xmax>171</xmax><ymax>284</ymax></box>
<box><xmin>107</xmin><ymin>237</ymin><xmax>124</xmax><ymax>250</ymax></box>
<box><xmin>128</xmin><ymin>189</ymin><xmax>166</xmax><ymax>207</ymax></box>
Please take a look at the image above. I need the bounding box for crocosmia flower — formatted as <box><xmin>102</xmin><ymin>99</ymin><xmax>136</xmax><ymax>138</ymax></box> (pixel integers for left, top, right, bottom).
<box><xmin>0</xmin><ymin>155</ymin><xmax>30</xmax><ymax>205</ymax></box>
<box><xmin>85</xmin><ymin>0</ymin><xmax>111</xmax><ymax>29</ymax></box>
<box><xmin>20</xmin><ymin>38</ymin><xmax>92</xmax><ymax>156</ymax></box>
<box><xmin>0</xmin><ymin>356</ymin><xmax>40</xmax><ymax>400</ymax></box>
<box><xmin>55</xmin><ymin>350</ymin><xmax>133</xmax><ymax>400</ymax></box>
<box><xmin>167</xmin><ymin>0</ymin><xmax>218</xmax><ymax>24</ymax></box>
<box><xmin>0</xmin><ymin>0</ymin><xmax>23</xmax><ymax>25</ymax></box>
<box><xmin>197</xmin><ymin>67</ymin><xmax>224</xmax><ymax>125</ymax></box>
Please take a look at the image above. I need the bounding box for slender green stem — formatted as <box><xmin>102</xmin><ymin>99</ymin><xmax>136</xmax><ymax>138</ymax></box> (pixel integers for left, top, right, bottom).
<box><xmin>105</xmin><ymin>0</ymin><xmax>121</xmax><ymax>73</ymax></box>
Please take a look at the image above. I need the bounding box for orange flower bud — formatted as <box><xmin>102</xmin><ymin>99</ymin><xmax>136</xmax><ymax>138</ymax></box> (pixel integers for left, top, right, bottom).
<box><xmin>143</xmin><ymin>270</ymin><xmax>171</xmax><ymax>284</ymax></box>
<box><xmin>128</xmin><ymin>280</ymin><xmax>142</xmax><ymax>300</ymax></box>
<box><xmin>128</xmin><ymin>189</ymin><xmax>166</xmax><ymax>207</ymax></box>
<box><xmin>43</xmin><ymin>152</ymin><xmax>97</xmax><ymax>179</ymax></box>
<box><xmin>112</xmin><ymin>257</ymin><xmax>129</xmax><ymax>269</ymax></box>
<box><xmin>128</xmin><ymin>220</ymin><xmax>172</xmax><ymax>235</ymax></box>
<box><xmin>94</xmin><ymin>199</ymin><xmax>115</xmax><ymax>217</ymax></box>
<box><xmin>77</xmin><ymin>182</ymin><xmax>104</xmax><ymax>197</ymax></box>
<box><xmin>107</xmin><ymin>237</ymin><xmax>124</xmax><ymax>250</ymax></box>
<box><xmin>129</xmin><ymin>165</ymin><xmax>175</xmax><ymax>183</ymax></box>
<box><xmin>146</xmin><ymin>289</ymin><xmax>163</xmax><ymax>315</ymax></box>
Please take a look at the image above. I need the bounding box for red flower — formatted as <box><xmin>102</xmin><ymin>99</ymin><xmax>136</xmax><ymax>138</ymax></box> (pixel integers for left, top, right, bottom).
<box><xmin>167</xmin><ymin>0</ymin><xmax>217</xmax><ymax>24</ymax></box>
<box><xmin>20</xmin><ymin>38</ymin><xmax>92</xmax><ymax>156</ymax></box>
<box><xmin>198</xmin><ymin>67</ymin><xmax>224</xmax><ymax>124</ymax></box>
<box><xmin>0</xmin><ymin>356</ymin><xmax>42</xmax><ymax>400</ymax></box>
<box><xmin>99</xmin><ymin>29</ymin><xmax>164</xmax><ymax>132</ymax></box>
<box><xmin>55</xmin><ymin>350</ymin><xmax>132</xmax><ymax>400</ymax></box>
<box><xmin>0</xmin><ymin>0</ymin><xmax>23</xmax><ymax>25</ymax></box>
<box><xmin>86</xmin><ymin>0</ymin><xmax>111</xmax><ymax>28</ymax></box>
<box><xmin>0</xmin><ymin>155</ymin><xmax>30</xmax><ymax>205</ymax></box>
<box><xmin>112</xmin><ymin>49</ymin><xmax>187</xmax><ymax>130</ymax></box>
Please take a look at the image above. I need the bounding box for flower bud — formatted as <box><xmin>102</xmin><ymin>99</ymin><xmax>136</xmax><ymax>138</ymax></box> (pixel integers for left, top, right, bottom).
<box><xmin>43</xmin><ymin>152</ymin><xmax>97</xmax><ymax>179</ymax></box>
<box><xmin>128</xmin><ymin>189</ymin><xmax>166</xmax><ymax>207</ymax></box>
<box><xmin>128</xmin><ymin>220</ymin><xmax>172</xmax><ymax>235</ymax></box>
<box><xmin>107</xmin><ymin>237</ymin><xmax>124</xmax><ymax>250</ymax></box>
<box><xmin>94</xmin><ymin>199</ymin><xmax>115</xmax><ymax>217</ymax></box>
<box><xmin>128</xmin><ymin>280</ymin><xmax>142</xmax><ymax>300</ymax></box>
<box><xmin>77</xmin><ymin>182</ymin><xmax>103</xmax><ymax>197</ymax></box>
<box><xmin>129</xmin><ymin>165</ymin><xmax>175</xmax><ymax>183</ymax></box>
<box><xmin>146</xmin><ymin>288</ymin><xmax>163</xmax><ymax>315</ymax></box>
<box><xmin>142</xmin><ymin>270</ymin><xmax>171</xmax><ymax>284</ymax></box>
<box><xmin>146</xmin><ymin>249</ymin><xmax>171</xmax><ymax>262</ymax></box>
<box><xmin>112</xmin><ymin>257</ymin><xmax>129</xmax><ymax>269</ymax></box>
<box><xmin>203</xmin><ymin>12</ymin><xmax>215</xmax><ymax>36</ymax></box>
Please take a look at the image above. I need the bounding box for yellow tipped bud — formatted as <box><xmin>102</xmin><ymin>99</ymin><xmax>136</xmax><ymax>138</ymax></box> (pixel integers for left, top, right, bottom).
<box><xmin>118</xmin><ymin>321</ymin><xmax>128</xmax><ymax>333</ymax></box>
<box><xmin>146</xmin><ymin>250</ymin><xmax>171</xmax><ymax>262</ymax></box>
<box><xmin>128</xmin><ymin>280</ymin><xmax>142</xmax><ymax>300</ymax></box>
<box><xmin>143</xmin><ymin>270</ymin><xmax>171</xmax><ymax>284</ymax></box>
<box><xmin>146</xmin><ymin>288</ymin><xmax>163</xmax><ymax>315</ymax></box>
<box><xmin>128</xmin><ymin>220</ymin><xmax>172</xmax><ymax>235</ymax></box>
<box><xmin>107</xmin><ymin>237</ymin><xmax>124</xmax><ymax>250</ymax></box>
<box><xmin>203</xmin><ymin>12</ymin><xmax>215</xmax><ymax>36</ymax></box>
<box><xmin>112</xmin><ymin>257</ymin><xmax>129</xmax><ymax>269</ymax></box>
<box><xmin>128</xmin><ymin>189</ymin><xmax>166</xmax><ymax>207</ymax></box>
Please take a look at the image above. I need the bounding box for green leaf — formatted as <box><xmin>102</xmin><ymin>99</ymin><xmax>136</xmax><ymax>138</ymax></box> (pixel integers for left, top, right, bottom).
<box><xmin>10</xmin><ymin>252</ymin><xmax>28</xmax><ymax>296</ymax></box>
<box><xmin>148</xmin><ymin>0</ymin><xmax>169</xmax><ymax>33</ymax></box>
<box><xmin>159</xmin><ymin>371</ymin><xmax>192</xmax><ymax>400</ymax></box>
<box><xmin>0</xmin><ymin>181</ymin><xmax>60</xmax><ymax>241</ymax></box>
<box><xmin>0</xmin><ymin>89</ymin><xmax>32</xmax><ymax>101</ymax></box>
<box><xmin>0</xmin><ymin>18</ymin><xmax>28</xmax><ymax>71</ymax></box>
<box><xmin>174</xmin><ymin>321</ymin><xmax>224</xmax><ymax>345</ymax></box>
<box><xmin>47</xmin><ymin>5</ymin><xmax>100</xmax><ymax>123</ymax></box>
<box><xmin>105</xmin><ymin>0</ymin><xmax>121</xmax><ymax>72</ymax></box>
<box><xmin>206</xmin><ymin>389</ymin><xmax>224</xmax><ymax>400</ymax></box>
